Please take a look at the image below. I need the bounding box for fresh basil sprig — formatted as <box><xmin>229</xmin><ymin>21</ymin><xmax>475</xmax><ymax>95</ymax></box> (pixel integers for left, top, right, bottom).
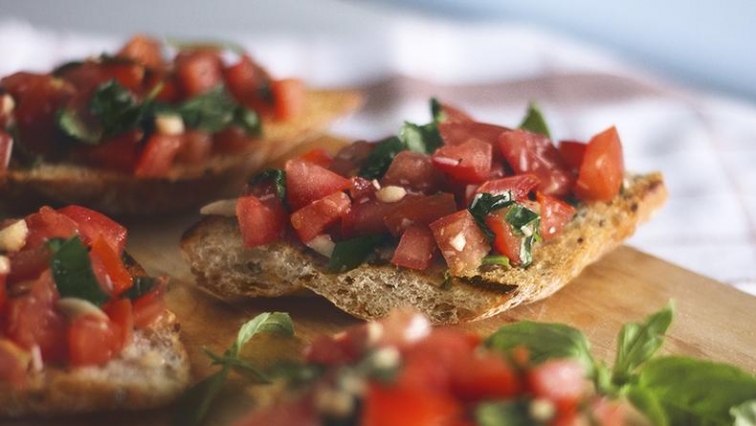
<box><xmin>173</xmin><ymin>312</ymin><xmax>294</xmax><ymax>426</ymax></box>
<box><xmin>47</xmin><ymin>236</ymin><xmax>111</xmax><ymax>306</ymax></box>
<box><xmin>518</xmin><ymin>102</ymin><xmax>551</xmax><ymax>138</ymax></box>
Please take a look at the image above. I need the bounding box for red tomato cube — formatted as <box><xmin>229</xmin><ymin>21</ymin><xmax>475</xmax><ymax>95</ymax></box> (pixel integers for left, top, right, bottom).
<box><xmin>285</xmin><ymin>158</ymin><xmax>351</xmax><ymax>211</ymax></box>
<box><xmin>236</xmin><ymin>194</ymin><xmax>287</xmax><ymax>248</ymax></box>
<box><xmin>290</xmin><ymin>191</ymin><xmax>351</xmax><ymax>243</ymax></box>
<box><xmin>391</xmin><ymin>225</ymin><xmax>437</xmax><ymax>270</ymax></box>
<box><xmin>432</xmin><ymin>138</ymin><xmax>492</xmax><ymax>184</ymax></box>
<box><xmin>429</xmin><ymin>210</ymin><xmax>490</xmax><ymax>276</ymax></box>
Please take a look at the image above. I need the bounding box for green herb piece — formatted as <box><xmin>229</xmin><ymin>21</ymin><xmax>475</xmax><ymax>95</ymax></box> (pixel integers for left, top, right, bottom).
<box><xmin>485</xmin><ymin>321</ymin><xmax>595</xmax><ymax>377</ymax></box>
<box><xmin>327</xmin><ymin>235</ymin><xmax>384</xmax><ymax>273</ymax></box>
<box><xmin>123</xmin><ymin>276</ymin><xmax>159</xmax><ymax>300</ymax></box>
<box><xmin>234</xmin><ymin>106</ymin><xmax>262</xmax><ymax>136</ymax></box>
<box><xmin>90</xmin><ymin>79</ymin><xmax>146</xmax><ymax>136</ymax></box>
<box><xmin>732</xmin><ymin>400</ymin><xmax>756</xmax><ymax>426</ymax></box>
<box><xmin>176</xmin><ymin>85</ymin><xmax>261</xmax><ymax>136</ymax></box>
<box><xmin>518</xmin><ymin>102</ymin><xmax>551</xmax><ymax>138</ymax></box>
<box><xmin>630</xmin><ymin>356</ymin><xmax>756</xmax><ymax>426</ymax></box>
<box><xmin>474</xmin><ymin>400</ymin><xmax>538</xmax><ymax>426</ymax></box>
<box><xmin>481</xmin><ymin>255</ymin><xmax>511</xmax><ymax>268</ymax></box>
<box><xmin>399</xmin><ymin>121</ymin><xmax>443</xmax><ymax>154</ymax></box>
<box><xmin>56</xmin><ymin>109</ymin><xmax>102</xmax><ymax>144</ymax></box>
<box><xmin>468</xmin><ymin>192</ymin><xmax>515</xmax><ymax>241</ymax></box>
<box><xmin>247</xmin><ymin>169</ymin><xmax>287</xmax><ymax>200</ymax></box>
<box><xmin>612</xmin><ymin>302</ymin><xmax>673</xmax><ymax>386</ymax></box>
<box><xmin>357</xmin><ymin>136</ymin><xmax>405</xmax><ymax>180</ymax></box>
<box><xmin>47</xmin><ymin>236</ymin><xmax>111</xmax><ymax>306</ymax></box>
<box><xmin>173</xmin><ymin>312</ymin><xmax>294</xmax><ymax>426</ymax></box>
<box><xmin>430</xmin><ymin>98</ymin><xmax>445</xmax><ymax>123</ymax></box>
<box><xmin>504</xmin><ymin>204</ymin><xmax>540</xmax><ymax>267</ymax></box>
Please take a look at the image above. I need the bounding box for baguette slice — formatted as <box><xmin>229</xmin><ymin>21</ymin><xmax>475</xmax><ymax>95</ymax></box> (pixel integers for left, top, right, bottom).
<box><xmin>181</xmin><ymin>172</ymin><xmax>667</xmax><ymax>324</ymax></box>
<box><xmin>0</xmin><ymin>311</ymin><xmax>190</xmax><ymax>417</ymax></box>
<box><xmin>0</xmin><ymin>88</ymin><xmax>362</xmax><ymax>216</ymax></box>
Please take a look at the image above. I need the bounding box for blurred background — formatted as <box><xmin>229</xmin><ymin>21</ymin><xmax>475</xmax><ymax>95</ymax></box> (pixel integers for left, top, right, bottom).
<box><xmin>1</xmin><ymin>0</ymin><xmax>755</xmax><ymax>293</ymax></box>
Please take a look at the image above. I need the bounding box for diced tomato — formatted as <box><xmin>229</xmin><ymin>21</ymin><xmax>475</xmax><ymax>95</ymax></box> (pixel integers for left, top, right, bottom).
<box><xmin>298</xmin><ymin>148</ymin><xmax>333</xmax><ymax>168</ymax></box>
<box><xmin>213</xmin><ymin>126</ymin><xmax>255</xmax><ymax>154</ymax></box>
<box><xmin>103</xmin><ymin>298</ymin><xmax>134</xmax><ymax>352</ymax></box>
<box><xmin>0</xmin><ymin>339</ymin><xmax>30</xmax><ymax>386</ymax></box>
<box><xmin>498</xmin><ymin>129</ymin><xmax>574</xmax><ymax>197</ymax></box>
<box><xmin>117</xmin><ymin>34</ymin><xmax>164</xmax><ymax>69</ymax></box>
<box><xmin>58</xmin><ymin>61</ymin><xmax>145</xmax><ymax>94</ymax></box>
<box><xmin>290</xmin><ymin>191</ymin><xmax>351</xmax><ymax>243</ymax></box>
<box><xmin>236</xmin><ymin>194</ymin><xmax>287</xmax><ymax>248</ymax></box>
<box><xmin>527</xmin><ymin>359</ymin><xmax>587</xmax><ymax>411</ymax></box>
<box><xmin>348</xmin><ymin>176</ymin><xmax>378</xmax><ymax>202</ymax></box>
<box><xmin>432</xmin><ymin>138</ymin><xmax>492</xmax><ymax>184</ymax></box>
<box><xmin>89</xmin><ymin>235</ymin><xmax>133</xmax><ymax>296</ymax></box>
<box><xmin>429</xmin><ymin>210</ymin><xmax>490</xmax><ymax>276</ymax></box>
<box><xmin>341</xmin><ymin>199</ymin><xmax>395</xmax><ymax>238</ymax></box>
<box><xmin>224</xmin><ymin>54</ymin><xmax>270</xmax><ymax>111</ymax></box>
<box><xmin>438</xmin><ymin>121</ymin><xmax>508</xmax><ymax>148</ymax></box>
<box><xmin>144</xmin><ymin>70</ymin><xmax>180</xmax><ymax>103</ymax></box>
<box><xmin>381</xmin><ymin>151</ymin><xmax>445</xmax><ymax>194</ymax></box>
<box><xmin>132</xmin><ymin>286</ymin><xmax>166</xmax><ymax>329</ymax></box>
<box><xmin>485</xmin><ymin>207</ymin><xmax>524</xmax><ymax>266</ymax></box>
<box><xmin>58</xmin><ymin>205</ymin><xmax>127</xmax><ymax>254</ymax></box>
<box><xmin>134</xmin><ymin>133</ymin><xmax>182</xmax><ymax>177</ymax></box>
<box><xmin>6</xmin><ymin>245</ymin><xmax>52</xmax><ymax>284</ymax></box>
<box><xmin>174</xmin><ymin>49</ymin><xmax>223</xmax><ymax>97</ymax></box>
<box><xmin>450</xmin><ymin>351</ymin><xmax>520</xmax><ymax>401</ymax></box>
<box><xmin>537</xmin><ymin>192</ymin><xmax>576</xmax><ymax>240</ymax></box>
<box><xmin>23</xmin><ymin>206</ymin><xmax>80</xmax><ymax>250</ymax></box>
<box><xmin>329</xmin><ymin>141</ymin><xmax>375</xmax><ymax>177</ymax></box>
<box><xmin>0</xmin><ymin>130</ymin><xmax>12</xmax><ymax>173</ymax></box>
<box><xmin>304</xmin><ymin>323</ymin><xmax>374</xmax><ymax>365</ymax></box>
<box><xmin>391</xmin><ymin>225</ymin><xmax>437</xmax><ymax>270</ymax></box>
<box><xmin>558</xmin><ymin>140</ymin><xmax>586</xmax><ymax>171</ymax></box>
<box><xmin>271</xmin><ymin>78</ymin><xmax>305</xmax><ymax>120</ymax></box>
<box><xmin>68</xmin><ymin>315</ymin><xmax>122</xmax><ymax>367</ymax></box>
<box><xmin>574</xmin><ymin>126</ymin><xmax>624</xmax><ymax>202</ymax></box>
<box><xmin>474</xmin><ymin>174</ymin><xmax>540</xmax><ymax>203</ymax></box>
<box><xmin>175</xmin><ymin>130</ymin><xmax>213</xmax><ymax>165</ymax></box>
<box><xmin>3</xmin><ymin>272</ymin><xmax>67</xmax><ymax>363</ymax></box>
<box><xmin>383</xmin><ymin>193</ymin><xmax>458</xmax><ymax>237</ymax></box>
<box><xmin>79</xmin><ymin>129</ymin><xmax>144</xmax><ymax>173</ymax></box>
<box><xmin>437</xmin><ymin>103</ymin><xmax>475</xmax><ymax>123</ymax></box>
<box><xmin>285</xmin><ymin>158</ymin><xmax>351</xmax><ymax>211</ymax></box>
<box><xmin>362</xmin><ymin>383</ymin><xmax>462</xmax><ymax>426</ymax></box>
<box><xmin>400</xmin><ymin>329</ymin><xmax>481</xmax><ymax>390</ymax></box>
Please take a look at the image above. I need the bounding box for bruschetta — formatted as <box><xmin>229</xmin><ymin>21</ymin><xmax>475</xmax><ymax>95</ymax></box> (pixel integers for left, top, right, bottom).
<box><xmin>180</xmin><ymin>101</ymin><xmax>667</xmax><ymax>324</ymax></box>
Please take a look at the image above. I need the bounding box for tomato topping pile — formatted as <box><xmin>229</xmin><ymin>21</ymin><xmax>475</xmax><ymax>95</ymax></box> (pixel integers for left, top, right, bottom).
<box><xmin>0</xmin><ymin>205</ymin><xmax>165</xmax><ymax>382</ymax></box>
<box><xmin>0</xmin><ymin>35</ymin><xmax>306</xmax><ymax>177</ymax></box>
<box><xmin>234</xmin><ymin>100</ymin><xmax>625</xmax><ymax>276</ymax></box>
<box><xmin>233</xmin><ymin>310</ymin><xmax>629</xmax><ymax>426</ymax></box>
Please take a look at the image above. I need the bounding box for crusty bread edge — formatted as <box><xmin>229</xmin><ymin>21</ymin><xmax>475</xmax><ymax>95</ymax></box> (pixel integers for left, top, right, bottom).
<box><xmin>0</xmin><ymin>310</ymin><xmax>190</xmax><ymax>417</ymax></box>
<box><xmin>181</xmin><ymin>172</ymin><xmax>667</xmax><ymax>324</ymax></box>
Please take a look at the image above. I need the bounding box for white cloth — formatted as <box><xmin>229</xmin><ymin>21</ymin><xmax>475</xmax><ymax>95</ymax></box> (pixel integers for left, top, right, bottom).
<box><xmin>1</xmin><ymin>18</ymin><xmax>754</xmax><ymax>294</ymax></box>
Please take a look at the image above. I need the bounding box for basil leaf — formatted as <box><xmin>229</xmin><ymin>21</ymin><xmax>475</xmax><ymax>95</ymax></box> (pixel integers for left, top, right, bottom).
<box><xmin>505</xmin><ymin>204</ymin><xmax>540</xmax><ymax>267</ymax></box>
<box><xmin>234</xmin><ymin>106</ymin><xmax>262</xmax><ymax>137</ymax></box>
<box><xmin>56</xmin><ymin>109</ymin><xmax>102</xmax><ymax>144</ymax></box>
<box><xmin>327</xmin><ymin>235</ymin><xmax>383</xmax><ymax>273</ymax></box>
<box><xmin>485</xmin><ymin>321</ymin><xmax>595</xmax><ymax>376</ymax></box>
<box><xmin>48</xmin><ymin>236</ymin><xmax>111</xmax><ymax>306</ymax></box>
<box><xmin>430</xmin><ymin>97</ymin><xmax>445</xmax><ymax>123</ymax></box>
<box><xmin>176</xmin><ymin>85</ymin><xmax>260</xmax><ymax>135</ymax></box>
<box><xmin>631</xmin><ymin>356</ymin><xmax>756</xmax><ymax>426</ymax></box>
<box><xmin>172</xmin><ymin>369</ymin><xmax>230</xmax><ymax>426</ymax></box>
<box><xmin>123</xmin><ymin>275</ymin><xmax>158</xmax><ymax>300</ymax></box>
<box><xmin>232</xmin><ymin>312</ymin><xmax>294</xmax><ymax>356</ymax></box>
<box><xmin>203</xmin><ymin>348</ymin><xmax>270</xmax><ymax>383</ymax></box>
<box><xmin>474</xmin><ymin>400</ymin><xmax>539</xmax><ymax>426</ymax></box>
<box><xmin>468</xmin><ymin>192</ymin><xmax>515</xmax><ymax>241</ymax></box>
<box><xmin>481</xmin><ymin>255</ymin><xmax>511</xmax><ymax>268</ymax></box>
<box><xmin>399</xmin><ymin>121</ymin><xmax>442</xmax><ymax>154</ymax></box>
<box><xmin>518</xmin><ymin>102</ymin><xmax>551</xmax><ymax>138</ymax></box>
<box><xmin>90</xmin><ymin>79</ymin><xmax>145</xmax><ymax>136</ymax></box>
<box><xmin>624</xmin><ymin>386</ymin><xmax>670</xmax><ymax>426</ymax></box>
<box><xmin>247</xmin><ymin>169</ymin><xmax>287</xmax><ymax>200</ymax></box>
<box><xmin>358</xmin><ymin>136</ymin><xmax>405</xmax><ymax>180</ymax></box>
<box><xmin>612</xmin><ymin>302</ymin><xmax>674</xmax><ymax>386</ymax></box>
<box><xmin>732</xmin><ymin>400</ymin><xmax>756</xmax><ymax>426</ymax></box>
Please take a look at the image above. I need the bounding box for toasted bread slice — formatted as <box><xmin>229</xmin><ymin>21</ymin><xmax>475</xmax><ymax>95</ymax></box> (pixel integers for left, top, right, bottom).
<box><xmin>181</xmin><ymin>172</ymin><xmax>667</xmax><ymax>324</ymax></box>
<box><xmin>0</xmin><ymin>310</ymin><xmax>190</xmax><ymax>417</ymax></box>
<box><xmin>0</xmin><ymin>88</ymin><xmax>362</xmax><ymax>216</ymax></box>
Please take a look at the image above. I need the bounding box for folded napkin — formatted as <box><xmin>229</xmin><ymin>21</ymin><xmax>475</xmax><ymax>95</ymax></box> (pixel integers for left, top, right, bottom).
<box><xmin>1</xmin><ymin>19</ymin><xmax>753</xmax><ymax>294</ymax></box>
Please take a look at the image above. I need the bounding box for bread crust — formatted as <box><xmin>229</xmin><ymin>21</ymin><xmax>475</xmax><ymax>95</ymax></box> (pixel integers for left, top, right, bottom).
<box><xmin>0</xmin><ymin>89</ymin><xmax>362</xmax><ymax>216</ymax></box>
<box><xmin>0</xmin><ymin>310</ymin><xmax>190</xmax><ymax>417</ymax></box>
<box><xmin>181</xmin><ymin>172</ymin><xmax>667</xmax><ymax>324</ymax></box>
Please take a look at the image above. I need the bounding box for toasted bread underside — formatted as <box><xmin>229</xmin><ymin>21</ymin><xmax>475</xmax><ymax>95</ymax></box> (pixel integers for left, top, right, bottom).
<box><xmin>0</xmin><ymin>311</ymin><xmax>190</xmax><ymax>417</ymax></box>
<box><xmin>0</xmin><ymin>88</ymin><xmax>362</xmax><ymax>216</ymax></box>
<box><xmin>181</xmin><ymin>173</ymin><xmax>667</xmax><ymax>324</ymax></box>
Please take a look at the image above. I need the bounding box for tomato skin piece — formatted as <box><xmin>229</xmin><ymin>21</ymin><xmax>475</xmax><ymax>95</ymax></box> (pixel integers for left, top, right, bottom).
<box><xmin>58</xmin><ymin>205</ymin><xmax>128</xmax><ymax>254</ymax></box>
<box><xmin>429</xmin><ymin>209</ymin><xmax>491</xmax><ymax>276</ymax></box>
<box><xmin>432</xmin><ymin>138</ymin><xmax>492</xmax><ymax>184</ymax></box>
<box><xmin>285</xmin><ymin>158</ymin><xmax>351</xmax><ymax>211</ymax></box>
<box><xmin>558</xmin><ymin>140</ymin><xmax>586</xmax><ymax>171</ymax></box>
<box><xmin>438</xmin><ymin>103</ymin><xmax>475</xmax><ymax>123</ymax></box>
<box><xmin>0</xmin><ymin>130</ymin><xmax>13</xmax><ymax>173</ymax></box>
<box><xmin>474</xmin><ymin>174</ymin><xmax>540</xmax><ymax>203</ymax></box>
<box><xmin>174</xmin><ymin>49</ymin><xmax>223</xmax><ymax>97</ymax></box>
<box><xmin>134</xmin><ymin>134</ymin><xmax>183</xmax><ymax>178</ymax></box>
<box><xmin>290</xmin><ymin>191</ymin><xmax>351</xmax><ymax>243</ymax></box>
<box><xmin>298</xmin><ymin>148</ymin><xmax>333</xmax><ymax>168</ymax></box>
<box><xmin>68</xmin><ymin>315</ymin><xmax>121</xmax><ymax>367</ymax></box>
<box><xmin>574</xmin><ymin>126</ymin><xmax>625</xmax><ymax>202</ymax></box>
<box><xmin>224</xmin><ymin>54</ymin><xmax>269</xmax><ymax>109</ymax></box>
<box><xmin>382</xmin><ymin>151</ymin><xmax>446</xmax><ymax>194</ymax></box>
<box><xmin>537</xmin><ymin>191</ymin><xmax>576</xmax><ymax>241</ymax></box>
<box><xmin>6</xmin><ymin>245</ymin><xmax>52</xmax><ymax>284</ymax></box>
<box><xmin>89</xmin><ymin>235</ymin><xmax>133</xmax><ymax>296</ymax></box>
<box><xmin>498</xmin><ymin>129</ymin><xmax>575</xmax><ymax>198</ymax></box>
<box><xmin>438</xmin><ymin>121</ymin><xmax>509</xmax><ymax>147</ymax></box>
<box><xmin>23</xmin><ymin>206</ymin><xmax>80</xmax><ymax>250</ymax></box>
<box><xmin>236</xmin><ymin>194</ymin><xmax>287</xmax><ymax>248</ymax></box>
<box><xmin>391</xmin><ymin>225</ymin><xmax>437</xmax><ymax>270</ymax></box>
<box><xmin>271</xmin><ymin>78</ymin><xmax>305</xmax><ymax>120</ymax></box>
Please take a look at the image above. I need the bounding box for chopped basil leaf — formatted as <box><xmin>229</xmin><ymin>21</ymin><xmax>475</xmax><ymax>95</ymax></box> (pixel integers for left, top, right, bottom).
<box><xmin>123</xmin><ymin>275</ymin><xmax>159</xmax><ymax>300</ymax></box>
<box><xmin>430</xmin><ymin>98</ymin><xmax>444</xmax><ymax>123</ymax></box>
<box><xmin>234</xmin><ymin>106</ymin><xmax>262</xmax><ymax>136</ymax></box>
<box><xmin>327</xmin><ymin>235</ymin><xmax>384</xmax><ymax>273</ymax></box>
<box><xmin>467</xmin><ymin>192</ymin><xmax>515</xmax><ymax>241</ymax></box>
<box><xmin>357</xmin><ymin>136</ymin><xmax>405</xmax><ymax>180</ymax></box>
<box><xmin>175</xmin><ymin>85</ymin><xmax>261</xmax><ymax>135</ymax></box>
<box><xmin>518</xmin><ymin>102</ymin><xmax>551</xmax><ymax>138</ymax></box>
<box><xmin>47</xmin><ymin>236</ymin><xmax>111</xmax><ymax>306</ymax></box>
<box><xmin>399</xmin><ymin>121</ymin><xmax>443</xmax><ymax>154</ymax></box>
<box><xmin>504</xmin><ymin>204</ymin><xmax>540</xmax><ymax>267</ymax></box>
<box><xmin>247</xmin><ymin>168</ymin><xmax>287</xmax><ymax>200</ymax></box>
<box><xmin>474</xmin><ymin>400</ymin><xmax>539</xmax><ymax>426</ymax></box>
<box><xmin>56</xmin><ymin>109</ymin><xmax>102</xmax><ymax>144</ymax></box>
<box><xmin>482</xmin><ymin>255</ymin><xmax>511</xmax><ymax>268</ymax></box>
<box><xmin>90</xmin><ymin>79</ymin><xmax>146</xmax><ymax>136</ymax></box>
